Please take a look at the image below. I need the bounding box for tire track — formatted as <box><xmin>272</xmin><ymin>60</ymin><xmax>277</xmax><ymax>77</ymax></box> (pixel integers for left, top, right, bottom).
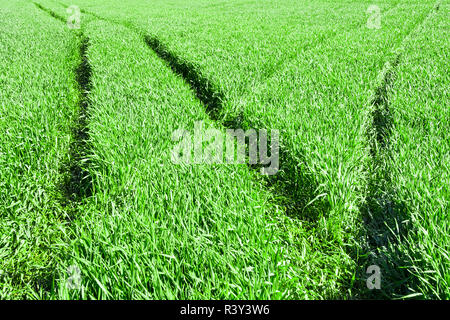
<box><xmin>33</xmin><ymin>2</ymin><xmax>65</xmax><ymax>22</ymax></box>
<box><xmin>53</xmin><ymin>2</ymin><xmax>329</xmax><ymax>221</ymax></box>
<box><xmin>358</xmin><ymin>1</ymin><xmax>441</xmax><ymax>298</ymax></box>
<box><xmin>33</xmin><ymin>2</ymin><xmax>93</xmax><ymax>210</ymax></box>
<box><xmin>143</xmin><ymin>35</ymin><xmax>327</xmax><ymax>222</ymax></box>
<box><xmin>64</xmin><ymin>35</ymin><xmax>93</xmax><ymax>206</ymax></box>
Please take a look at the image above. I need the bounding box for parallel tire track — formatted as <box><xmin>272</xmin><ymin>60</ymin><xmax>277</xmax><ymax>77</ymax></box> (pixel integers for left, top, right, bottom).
<box><xmin>40</xmin><ymin>0</ymin><xmax>442</xmax><ymax>298</ymax></box>
<box><xmin>61</xmin><ymin>3</ymin><xmax>329</xmax><ymax>222</ymax></box>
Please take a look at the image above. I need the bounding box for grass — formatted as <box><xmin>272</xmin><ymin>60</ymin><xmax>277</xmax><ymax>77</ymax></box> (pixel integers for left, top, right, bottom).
<box><xmin>0</xmin><ymin>0</ymin><xmax>80</xmax><ymax>298</ymax></box>
<box><xmin>0</xmin><ymin>0</ymin><xmax>448</xmax><ymax>299</ymax></box>
<box><xmin>63</xmin><ymin>17</ymin><xmax>351</xmax><ymax>299</ymax></box>
<box><xmin>364</xmin><ymin>2</ymin><xmax>449</xmax><ymax>298</ymax></box>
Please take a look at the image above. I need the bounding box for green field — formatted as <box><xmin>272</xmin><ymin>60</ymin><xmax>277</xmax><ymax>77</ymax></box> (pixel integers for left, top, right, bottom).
<box><xmin>0</xmin><ymin>0</ymin><xmax>448</xmax><ymax>299</ymax></box>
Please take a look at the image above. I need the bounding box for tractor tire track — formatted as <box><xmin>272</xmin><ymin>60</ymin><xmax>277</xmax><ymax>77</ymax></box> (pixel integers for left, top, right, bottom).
<box><xmin>33</xmin><ymin>2</ymin><xmax>66</xmax><ymax>22</ymax></box>
<box><xmin>143</xmin><ymin>35</ymin><xmax>327</xmax><ymax>222</ymax></box>
<box><xmin>33</xmin><ymin>2</ymin><xmax>93</xmax><ymax>210</ymax></box>
<box><xmin>54</xmin><ymin>3</ymin><xmax>329</xmax><ymax>222</ymax></box>
<box><xmin>357</xmin><ymin>1</ymin><xmax>441</xmax><ymax>298</ymax></box>
<box><xmin>64</xmin><ymin>35</ymin><xmax>93</xmax><ymax>206</ymax></box>
<box><xmin>48</xmin><ymin>0</ymin><xmax>442</xmax><ymax>298</ymax></box>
